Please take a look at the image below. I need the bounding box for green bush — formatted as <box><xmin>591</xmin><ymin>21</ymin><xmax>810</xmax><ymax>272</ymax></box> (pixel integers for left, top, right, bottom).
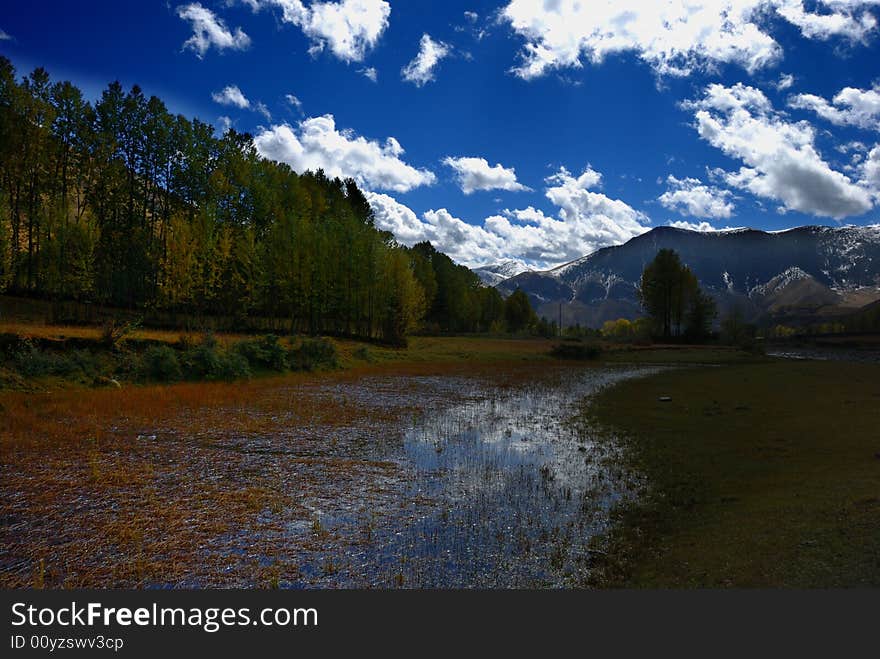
<box><xmin>13</xmin><ymin>341</ymin><xmax>79</xmax><ymax>377</ymax></box>
<box><xmin>215</xmin><ymin>351</ymin><xmax>251</xmax><ymax>380</ymax></box>
<box><xmin>234</xmin><ymin>334</ymin><xmax>288</xmax><ymax>371</ymax></box>
<box><xmin>69</xmin><ymin>349</ymin><xmax>103</xmax><ymax>379</ymax></box>
<box><xmin>181</xmin><ymin>343</ymin><xmax>221</xmax><ymax>379</ymax></box>
<box><xmin>180</xmin><ymin>333</ymin><xmax>251</xmax><ymax>381</ymax></box>
<box><xmin>289</xmin><ymin>337</ymin><xmax>339</xmax><ymax>371</ymax></box>
<box><xmin>141</xmin><ymin>345</ymin><xmax>182</xmax><ymax>382</ymax></box>
<box><xmin>353</xmin><ymin>346</ymin><xmax>373</xmax><ymax>362</ymax></box>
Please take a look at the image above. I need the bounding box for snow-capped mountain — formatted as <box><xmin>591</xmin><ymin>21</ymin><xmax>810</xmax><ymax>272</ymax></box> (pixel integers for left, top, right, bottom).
<box><xmin>493</xmin><ymin>225</ymin><xmax>880</xmax><ymax>327</ymax></box>
<box><xmin>473</xmin><ymin>259</ymin><xmax>532</xmax><ymax>286</ymax></box>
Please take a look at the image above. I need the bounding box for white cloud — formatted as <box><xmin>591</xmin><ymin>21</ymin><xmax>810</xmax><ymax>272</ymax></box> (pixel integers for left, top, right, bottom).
<box><xmin>540</xmin><ymin>167</ymin><xmax>651</xmax><ymax>255</ymax></box>
<box><xmin>862</xmin><ymin>144</ymin><xmax>880</xmax><ymax>194</ymax></box>
<box><xmin>218</xmin><ymin>116</ymin><xmax>234</xmax><ymax>134</ymax></box>
<box><xmin>253</xmin><ymin>116</ymin><xmax>436</xmax><ymax>192</ymax></box>
<box><xmin>775</xmin><ymin>73</ymin><xmax>796</xmax><ymax>91</ymax></box>
<box><xmin>687</xmin><ymin>82</ymin><xmax>874</xmax><ymax>219</ymax></box>
<box><xmin>177</xmin><ymin>3</ymin><xmax>251</xmax><ymax>58</ymax></box>
<box><xmin>255</xmin><ymin>101</ymin><xmax>272</xmax><ymax>121</ymax></box>
<box><xmin>443</xmin><ymin>156</ymin><xmax>531</xmax><ymax>194</ymax></box>
<box><xmin>668</xmin><ymin>220</ymin><xmax>719</xmax><ymax>231</ymax></box>
<box><xmin>0</xmin><ymin>29</ymin><xmax>12</xmax><ymax>41</ymax></box>
<box><xmin>211</xmin><ymin>85</ymin><xmax>251</xmax><ymax>109</ymax></box>
<box><xmin>364</xmin><ymin>192</ymin><xmax>429</xmax><ymax>245</ymax></box>
<box><xmin>464</xmin><ymin>11</ymin><xmax>479</xmax><ymax>23</ymax></box>
<box><xmin>366</xmin><ymin>193</ymin><xmax>506</xmax><ymax>264</ymax></box>
<box><xmin>402</xmin><ymin>34</ymin><xmax>451</xmax><ymax>86</ymax></box>
<box><xmin>667</xmin><ymin>220</ymin><xmax>740</xmax><ymax>232</ymax></box>
<box><xmin>367</xmin><ymin>166</ymin><xmax>651</xmax><ymax>269</ymax></box>
<box><xmin>789</xmin><ymin>85</ymin><xmax>880</xmax><ymax>131</ymax></box>
<box><xmin>245</xmin><ymin>0</ymin><xmax>390</xmax><ymax>62</ymax></box>
<box><xmin>775</xmin><ymin>0</ymin><xmax>878</xmax><ymax>40</ymax></box>
<box><xmin>659</xmin><ymin>175</ymin><xmax>736</xmax><ymax>218</ymax></box>
<box><xmin>285</xmin><ymin>94</ymin><xmax>303</xmax><ymax>111</ymax></box>
<box><xmin>500</xmin><ymin>1</ymin><xmax>880</xmax><ymax>80</ymax></box>
<box><xmin>360</xmin><ymin>66</ymin><xmax>378</xmax><ymax>82</ymax></box>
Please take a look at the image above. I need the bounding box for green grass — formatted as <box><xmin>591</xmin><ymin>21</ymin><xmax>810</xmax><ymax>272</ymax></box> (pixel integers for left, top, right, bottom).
<box><xmin>586</xmin><ymin>359</ymin><xmax>880</xmax><ymax>587</ymax></box>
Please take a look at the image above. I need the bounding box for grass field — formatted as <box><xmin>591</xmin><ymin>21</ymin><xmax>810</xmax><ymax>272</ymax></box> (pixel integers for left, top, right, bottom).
<box><xmin>586</xmin><ymin>360</ymin><xmax>880</xmax><ymax>587</ymax></box>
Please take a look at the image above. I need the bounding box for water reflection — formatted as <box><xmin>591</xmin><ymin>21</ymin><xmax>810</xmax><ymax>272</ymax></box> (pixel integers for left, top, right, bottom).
<box><xmin>288</xmin><ymin>366</ymin><xmax>660</xmax><ymax>588</ymax></box>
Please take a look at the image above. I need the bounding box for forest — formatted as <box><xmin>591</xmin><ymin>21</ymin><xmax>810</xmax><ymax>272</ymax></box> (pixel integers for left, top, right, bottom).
<box><xmin>0</xmin><ymin>57</ymin><xmax>513</xmax><ymax>344</ymax></box>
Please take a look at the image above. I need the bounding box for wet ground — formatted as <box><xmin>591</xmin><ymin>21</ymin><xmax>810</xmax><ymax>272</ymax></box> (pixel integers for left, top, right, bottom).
<box><xmin>767</xmin><ymin>347</ymin><xmax>880</xmax><ymax>363</ymax></box>
<box><xmin>243</xmin><ymin>366</ymin><xmax>660</xmax><ymax>588</ymax></box>
<box><xmin>1</xmin><ymin>363</ymin><xmax>660</xmax><ymax>589</ymax></box>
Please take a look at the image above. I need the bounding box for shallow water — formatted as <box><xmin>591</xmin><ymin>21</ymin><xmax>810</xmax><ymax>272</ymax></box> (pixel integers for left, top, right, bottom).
<box><xmin>275</xmin><ymin>365</ymin><xmax>661</xmax><ymax>588</ymax></box>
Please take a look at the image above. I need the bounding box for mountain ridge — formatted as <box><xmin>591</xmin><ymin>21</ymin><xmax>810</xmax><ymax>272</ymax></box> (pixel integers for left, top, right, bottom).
<box><xmin>487</xmin><ymin>224</ymin><xmax>880</xmax><ymax>327</ymax></box>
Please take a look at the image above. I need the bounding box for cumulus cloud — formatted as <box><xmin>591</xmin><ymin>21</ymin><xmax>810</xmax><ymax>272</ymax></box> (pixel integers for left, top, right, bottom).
<box><xmin>667</xmin><ymin>220</ymin><xmax>740</xmax><ymax>232</ymax></box>
<box><xmin>366</xmin><ymin>193</ymin><xmax>506</xmax><ymax>264</ymax></box>
<box><xmin>500</xmin><ymin>1</ymin><xmax>879</xmax><ymax>80</ymax></box>
<box><xmin>659</xmin><ymin>175</ymin><xmax>736</xmax><ymax>218</ymax></box>
<box><xmin>862</xmin><ymin>144</ymin><xmax>880</xmax><ymax>193</ymax></box>
<box><xmin>686</xmin><ymin>82</ymin><xmax>874</xmax><ymax>219</ymax></box>
<box><xmin>668</xmin><ymin>220</ymin><xmax>720</xmax><ymax>232</ymax></box>
<box><xmin>443</xmin><ymin>156</ymin><xmax>531</xmax><ymax>194</ymax></box>
<box><xmin>253</xmin><ymin>116</ymin><xmax>436</xmax><ymax>192</ymax></box>
<box><xmin>540</xmin><ymin>167</ymin><xmax>651</xmax><ymax>255</ymax></box>
<box><xmin>177</xmin><ymin>3</ymin><xmax>251</xmax><ymax>58</ymax></box>
<box><xmin>360</xmin><ymin>66</ymin><xmax>378</xmax><ymax>82</ymax></box>
<box><xmin>211</xmin><ymin>85</ymin><xmax>251</xmax><ymax>109</ymax></box>
<box><xmin>244</xmin><ymin>0</ymin><xmax>390</xmax><ymax>62</ymax></box>
<box><xmin>0</xmin><ymin>29</ymin><xmax>12</xmax><ymax>41</ymax></box>
<box><xmin>367</xmin><ymin>166</ymin><xmax>651</xmax><ymax>268</ymax></box>
<box><xmin>775</xmin><ymin>0</ymin><xmax>878</xmax><ymax>40</ymax></box>
<box><xmin>401</xmin><ymin>34</ymin><xmax>451</xmax><ymax>86</ymax></box>
<box><xmin>789</xmin><ymin>85</ymin><xmax>880</xmax><ymax>131</ymax></box>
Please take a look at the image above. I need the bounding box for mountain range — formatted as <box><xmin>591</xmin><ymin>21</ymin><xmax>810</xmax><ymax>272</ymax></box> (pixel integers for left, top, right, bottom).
<box><xmin>486</xmin><ymin>225</ymin><xmax>880</xmax><ymax>328</ymax></box>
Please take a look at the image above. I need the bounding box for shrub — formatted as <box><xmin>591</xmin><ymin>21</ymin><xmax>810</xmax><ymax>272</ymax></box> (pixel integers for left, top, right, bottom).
<box><xmin>289</xmin><ymin>338</ymin><xmax>339</xmax><ymax>371</ymax></box>
<box><xmin>215</xmin><ymin>351</ymin><xmax>251</xmax><ymax>380</ymax></box>
<box><xmin>181</xmin><ymin>343</ymin><xmax>222</xmax><ymax>379</ymax></box>
<box><xmin>13</xmin><ymin>341</ymin><xmax>79</xmax><ymax>377</ymax></box>
<box><xmin>549</xmin><ymin>342</ymin><xmax>602</xmax><ymax>361</ymax></box>
<box><xmin>69</xmin><ymin>349</ymin><xmax>102</xmax><ymax>379</ymax></box>
<box><xmin>140</xmin><ymin>345</ymin><xmax>182</xmax><ymax>382</ymax></box>
<box><xmin>353</xmin><ymin>346</ymin><xmax>373</xmax><ymax>362</ymax></box>
<box><xmin>180</xmin><ymin>333</ymin><xmax>251</xmax><ymax>381</ymax></box>
<box><xmin>234</xmin><ymin>334</ymin><xmax>288</xmax><ymax>371</ymax></box>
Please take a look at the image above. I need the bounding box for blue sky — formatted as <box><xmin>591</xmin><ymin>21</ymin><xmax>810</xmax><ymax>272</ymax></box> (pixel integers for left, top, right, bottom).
<box><xmin>2</xmin><ymin>1</ymin><xmax>879</xmax><ymax>269</ymax></box>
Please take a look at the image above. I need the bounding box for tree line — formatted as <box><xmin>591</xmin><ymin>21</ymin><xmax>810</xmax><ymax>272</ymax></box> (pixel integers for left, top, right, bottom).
<box><xmin>0</xmin><ymin>58</ymin><xmax>526</xmax><ymax>343</ymax></box>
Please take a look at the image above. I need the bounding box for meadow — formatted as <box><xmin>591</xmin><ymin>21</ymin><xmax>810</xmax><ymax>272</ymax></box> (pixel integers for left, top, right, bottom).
<box><xmin>586</xmin><ymin>360</ymin><xmax>880</xmax><ymax>587</ymax></box>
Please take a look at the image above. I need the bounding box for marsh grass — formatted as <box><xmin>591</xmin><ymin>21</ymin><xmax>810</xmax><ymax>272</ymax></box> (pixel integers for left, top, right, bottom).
<box><xmin>586</xmin><ymin>360</ymin><xmax>880</xmax><ymax>587</ymax></box>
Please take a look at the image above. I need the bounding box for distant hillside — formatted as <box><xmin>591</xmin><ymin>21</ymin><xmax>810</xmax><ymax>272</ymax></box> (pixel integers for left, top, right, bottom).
<box><xmin>472</xmin><ymin>260</ymin><xmax>531</xmax><ymax>286</ymax></box>
<box><xmin>491</xmin><ymin>225</ymin><xmax>880</xmax><ymax>327</ymax></box>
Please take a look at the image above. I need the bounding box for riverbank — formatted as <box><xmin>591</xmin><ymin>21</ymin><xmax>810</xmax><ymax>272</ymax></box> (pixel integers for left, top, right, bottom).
<box><xmin>586</xmin><ymin>359</ymin><xmax>880</xmax><ymax>587</ymax></box>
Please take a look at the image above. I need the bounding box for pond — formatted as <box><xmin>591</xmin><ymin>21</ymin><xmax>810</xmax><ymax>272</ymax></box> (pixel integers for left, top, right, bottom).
<box><xmin>270</xmin><ymin>365</ymin><xmax>662</xmax><ymax>588</ymax></box>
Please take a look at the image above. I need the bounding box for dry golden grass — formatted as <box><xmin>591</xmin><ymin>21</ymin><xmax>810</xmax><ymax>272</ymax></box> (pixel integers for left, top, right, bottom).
<box><xmin>1</xmin><ymin>356</ymin><xmax>574</xmax><ymax>588</ymax></box>
<box><xmin>0</xmin><ymin>319</ymin><xmax>255</xmax><ymax>346</ymax></box>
